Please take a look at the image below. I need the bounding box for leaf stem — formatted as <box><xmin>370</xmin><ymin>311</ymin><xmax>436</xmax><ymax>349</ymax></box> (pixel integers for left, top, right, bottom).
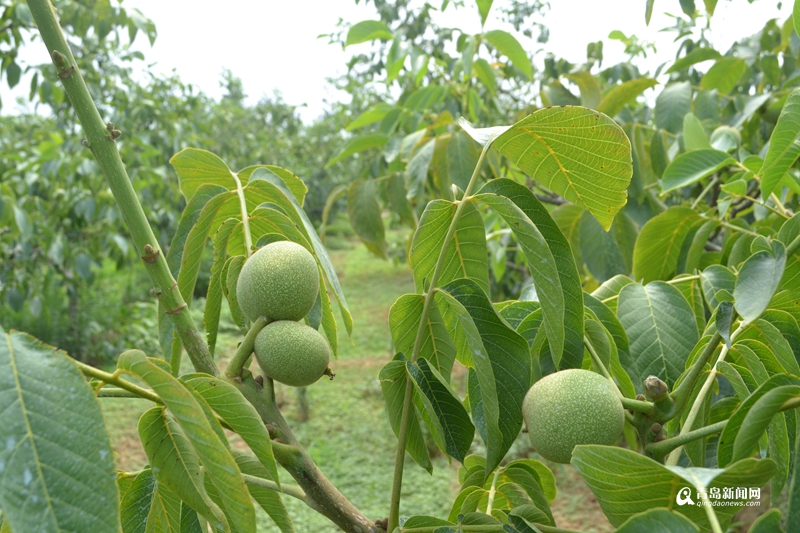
<box><xmin>485</xmin><ymin>469</ymin><xmax>501</xmax><ymax>515</ymax></box>
<box><xmin>387</xmin><ymin>140</ymin><xmax>493</xmax><ymax>533</ymax></box>
<box><xmin>666</xmin><ymin>325</ymin><xmax>744</xmax><ymax>465</ymax></box>
<box><xmin>645</xmin><ymin>420</ymin><xmax>726</xmax><ymax>462</ymax></box>
<box><xmin>26</xmin><ymin>0</ymin><xmax>217</xmax><ymax>377</ymax></box>
<box><xmin>226</xmin><ymin>316</ymin><xmax>269</xmax><ymax>377</ymax></box>
<box><xmin>232</xmin><ymin>171</ymin><xmax>253</xmax><ymax>257</ymax></box>
<box><xmin>241</xmin><ymin>473</ymin><xmax>309</xmax><ymax>504</ymax></box>
<box><xmin>620</xmin><ymin>397</ymin><xmax>656</xmax><ymax>416</ymax></box>
<box><xmin>77</xmin><ymin>361</ymin><xmax>162</xmax><ymax>404</ymax></box>
<box><xmin>691</xmin><ymin>177</ymin><xmax>718</xmax><ymax>210</ymax></box>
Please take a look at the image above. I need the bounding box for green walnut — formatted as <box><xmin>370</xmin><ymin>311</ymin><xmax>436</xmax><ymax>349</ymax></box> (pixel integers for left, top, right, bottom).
<box><xmin>254</xmin><ymin>321</ymin><xmax>331</xmax><ymax>387</ymax></box>
<box><xmin>236</xmin><ymin>241</ymin><xmax>319</xmax><ymax>322</ymax></box>
<box><xmin>522</xmin><ymin>369</ymin><xmax>624</xmax><ymax>464</ymax></box>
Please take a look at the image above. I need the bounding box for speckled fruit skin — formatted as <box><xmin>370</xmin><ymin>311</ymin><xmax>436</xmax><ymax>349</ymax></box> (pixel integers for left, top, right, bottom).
<box><xmin>522</xmin><ymin>369</ymin><xmax>624</xmax><ymax>464</ymax></box>
<box><xmin>254</xmin><ymin>321</ymin><xmax>331</xmax><ymax>387</ymax></box>
<box><xmin>236</xmin><ymin>241</ymin><xmax>319</xmax><ymax>322</ymax></box>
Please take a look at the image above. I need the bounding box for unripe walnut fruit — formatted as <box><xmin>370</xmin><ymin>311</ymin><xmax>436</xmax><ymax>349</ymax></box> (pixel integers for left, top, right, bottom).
<box><xmin>254</xmin><ymin>321</ymin><xmax>331</xmax><ymax>387</ymax></box>
<box><xmin>522</xmin><ymin>369</ymin><xmax>624</xmax><ymax>464</ymax></box>
<box><xmin>236</xmin><ymin>241</ymin><xmax>319</xmax><ymax>321</ymax></box>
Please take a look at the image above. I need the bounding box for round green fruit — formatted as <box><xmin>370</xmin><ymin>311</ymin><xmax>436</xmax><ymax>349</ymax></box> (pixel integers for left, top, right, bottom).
<box><xmin>236</xmin><ymin>241</ymin><xmax>319</xmax><ymax>322</ymax></box>
<box><xmin>522</xmin><ymin>369</ymin><xmax>624</xmax><ymax>464</ymax></box>
<box><xmin>254</xmin><ymin>320</ymin><xmax>331</xmax><ymax>387</ymax></box>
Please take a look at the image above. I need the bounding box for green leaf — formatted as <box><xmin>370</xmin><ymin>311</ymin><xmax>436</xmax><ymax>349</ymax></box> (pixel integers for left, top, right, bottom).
<box><xmin>117</xmin><ymin>352</ymin><xmax>255</xmax><ymax>533</ymax></box>
<box><xmin>580</xmin><ymin>211</ymin><xmax>627</xmax><ymax>283</ymax></box>
<box><xmin>734</xmin><ymin>241</ymin><xmax>787</xmax><ymax>324</ymax></box>
<box><xmin>347</xmin><ymin>180</ymin><xmax>387</xmax><ymax>258</ymax></box>
<box><xmin>237</xmin><ymin>165</ymin><xmax>308</xmax><ymax>206</ymax></box>
<box><xmin>138</xmin><ymin>408</ymin><xmax>228</xmax><ymax>530</ymax></box>
<box><xmin>795</xmin><ymin>0</ymin><xmax>800</xmax><ymax>37</ymax></box>
<box><xmin>409</xmin><ymin>199</ymin><xmax>489</xmax><ymax>295</ymax></box>
<box><xmin>205</xmin><ymin>219</ymin><xmax>239</xmax><ymax>355</ymax></box>
<box><xmin>718</xmin><ymin>374</ymin><xmax>800</xmax><ymax>467</ymax></box>
<box><xmin>661</xmin><ymin>149</ymin><xmax>734</xmax><ymax>193</ymax></box>
<box><xmin>476</xmin><ymin>179</ymin><xmax>585</xmax><ymax>369</ymax></box>
<box><xmin>121</xmin><ymin>469</ymin><xmax>155</xmax><ymax>533</ymax></box>
<box><xmin>701</xmin><ymin>265</ymin><xmax>737</xmax><ymax>310</ymax></box>
<box><xmin>473</xmin><ymin>193</ymin><xmax>565</xmax><ymax>365</ymax></box>
<box><xmin>474</xmin><ymin>58</ymin><xmax>497</xmax><ymax>97</ymax></box>
<box><xmin>182</xmin><ymin>375</ymin><xmax>280</xmax><ymax>487</ymax></box>
<box><xmin>0</xmin><ymin>328</ymin><xmax>119</xmax><ymax>533</ymax></box>
<box><xmin>379</xmin><ymin>355</ymin><xmax>432</xmax><ymax>472</ymax></box>
<box><xmin>682</xmin><ymin>113</ymin><xmax>711</xmax><ymax>151</ymax></box>
<box><xmin>483</xmin><ymin>30</ymin><xmax>532</xmax><ymax>79</ymax></box>
<box><xmin>597</xmin><ymin>78</ymin><xmax>658</xmax><ymax>117</ymax></box>
<box><xmin>572</xmin><ymin>445</ymin><xmax>776</xmax><ymax>529</ymax></box>
<box><xmin>346</xmin><ymin>103</ymin><xmax>395</xmax><ymax>131</ymax></box>
<box><xmin>749</xmin><ymin>509</ymin><xmax>784</xmax><ymax>533</ymax></box>
<box><xmin>717</xmin><ymin>301</ymin><xmax>735</xmax><ymax>347</ymax></box>
<box><xmin>700</xmin><ymin>58</ymin><xmax>747</xmax><ymax>94</ymax></box>
<box><xmin>345</xmin><ymin>20</ymin><xmax>393</xmax><ymax>46</ymax></box>
<box><xmin>666</xmin><ymin>48</ymin><xmax>722</xmax><ymax>73</ymax></box>
<box><xmin>170</xmin><ymin>149</ymin><xmax>239</xmax><ymax>201</ymax></box>
<box><xmin>566</xmin><ymin>71</ymin><xmax>602</xmax><ymax>109</ymax></box>
<box><xmin>406</xmin><ymin>138</ymin><xmax>436</xmax><ymax>199</ymax></box>
<box><xmin>446</xmin><ymin>130</ymin><xmax>480</xmax><ymax>190</ymax></box>
<box><xmin>615</xmin><ymin>509</ymin><xmax>699</xmax><ymax>533</ymax></box>
<box><xmin>655</xmin><ymin>82</ymin><xmax>692</xmax><ymax>134</ymax></box>
<box><xmin>632</xmin><ymin>207</ymin><xmax>702</xmax><ymax>282</ymax></box>
<box><xmin>476</xmin><ymin>0</ymin><xmax>493</xmax><ymax>26</ymax></box>
<box><xmin>617</xmin><ymin>282</ymin><xmax>699</xmax><ymax>387</ymax></box>
<box><xmin>390</xmin><ymin>294</ymin><xmax>456</xmax><ymax>379</ymax></box>
<box><xmin>407</xmin><ymin>358</ymin><xmax>475</xmax><ymax>463</ymax></box>
<box><xmin>493</xmin><ymin>107</ymin><xmax>632</xmax><ymax>230</ymax></box>
<box><xmin>732</xmin><ymin>384</ymin><xmax>799</xmax><ymax>462</ymax></box>
<box><xmin>325</xmin><ymin>133</ymin><xmax>389</xmax><ymax>168</ymax></box>
<box><xmin>233</xmin><ymin>452</ymin><xmax>294</xmax><ymax>533</ymax></box>
<box><xmin>438</xmin><ymin>279</ymin><xmax>530</xmax><ymax>474</ymax></box>
<box><xmin>760</xmin><ymin>89</ymin><xmax>800</xmax><ymax>198</ymax></box>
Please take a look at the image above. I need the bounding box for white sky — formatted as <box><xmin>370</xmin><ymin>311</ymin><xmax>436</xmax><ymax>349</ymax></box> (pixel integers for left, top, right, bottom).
<box><xmin>1</xmin><ymin>0</ymin><xmax>791</xmax><ymax>121</ymax></box>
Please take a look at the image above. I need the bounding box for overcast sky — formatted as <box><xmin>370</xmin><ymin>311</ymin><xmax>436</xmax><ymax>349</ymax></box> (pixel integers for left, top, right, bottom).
<box><xmin>1</xmin><ymin>0</ymin><xmax>791</xmax><ymax>121</ymax></box>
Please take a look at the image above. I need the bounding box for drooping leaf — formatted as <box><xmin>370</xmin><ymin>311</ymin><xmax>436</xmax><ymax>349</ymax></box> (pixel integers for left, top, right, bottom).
<box><xmin>0</xmin><ymin>328</ymin><xmax>119</xmax><ymax>533</ymax></box>
<box><xmin>347</xmin><ymin>179</ymin><xmax>387</xmax><ymax>258</ymax></box>
<box><xmin>566</xmin><ymin>71</ymin><xmax>602</xmax><ymax>109</ymax></box>
<box><xmin>483</xmin><ymin>30</ymin><xmax>532</xmax><ymax>79</ymax></box>
<box><xmin>438</xmin><ymin>279</ymin><xmax>530</xmax><ymax>475</ymax></box>
<box><xmin>493</xmin><ymin>107</ymin><xmax>632</xmax><ymax>230</ymax></box>
<box><xmin>345</xmin><ymin>20</ymin><xmax>393</xmax><ymax>46</ymax></box>
<box><xmin>476</xmin><ymin>179</ymin><xmax>585</xmax><ymax>369</ymax></box>
<box><xmin>407</xmin><ymin>358</ymin><xmax>474</xmax><ymax>463</ymax></box>
<box><xmin>700</xmin><ymin>58</ymin><xmax>747</xmax><ymax>94</ymax></box>
<box><xmin>580</xmin><ymin>211</ymin><xmax>627</xmax><ymax>283</ymax></box>
<box><xmin>597</xmin><ymin>78</ymin><xmax>658</xmax><ymax>117</ymax></box>
<box><xmin>760</xmin><ymin>89</ymin><xmax>800</xmax><ymax>198</ymax></box>
<box><xmin>117</xmin><ymin>351</ymin><xmax>255</xmax><ymax>533</ymax></box>
<box><xmin>137</xmin><ymin>407</ymin><xmax>228</xmax><ymax>530</ymax></box>
<box><xmin>617</xmin><ymin>282</ymin><xmax>699</xmax><ymax>387</ymax></box>
<box><xmin>655</xmin><ymin>82</ymin><xmax>692</xmax><ymax>134</ymax></box>
<box><xmin>734</xmin><ymin>241</ymin><xmax>787</xmax><ymax>324</ymax></box>
<box><xmin>682</xmin><ymin>113</ymin><xmax>712</xmax><ymax>151</ymax></box>
<box><xmin>666</xmin><ymin>48</ymin><xmax>722</xmax><ymax>73</ymax></box>
<box><xmin>182</xmin><ymin>375</ymin><xmax>280</xmax><ymax>487</ymax></box>
<box><xmin>632</xmin><ymin>207</ymin><xmax>702</xmax><ymax>283</ymax></box>
<box><xmin>660</xmin><ymin>149</ymin><xmax>734</xmax><ymax>193</ymax></box>
<box><xmin>120</xmin><ymin>469</ymin><xmax>155</xmax><ymax>533</ymax></box>
<box><xmin>325</xmin><ymin>133</ymin><xmax>389</xmax><ymax>167</ymax></box>
<box><xmin>379</xmin><ymin>355</ymin><xmax>432</xmax><ymax>472</ymax></box>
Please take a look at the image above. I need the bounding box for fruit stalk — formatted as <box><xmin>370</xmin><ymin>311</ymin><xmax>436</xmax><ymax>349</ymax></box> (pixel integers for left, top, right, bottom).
<box><xmin>26</xmin><ymin>0</ymin><xmax>217</xmax><ymax>377</ymax></box>
<box><xmin>388</xmin><ymin>141</ymin><xmax>492</xmax><ymax>532</ymax></box>
<box><xmin>227</xmin><ymin>316</ymin><xmax>269</xmax><ymax>377</ymax></box>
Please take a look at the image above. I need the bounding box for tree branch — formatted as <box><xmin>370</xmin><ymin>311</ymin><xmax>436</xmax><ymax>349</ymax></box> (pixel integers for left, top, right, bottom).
<box><xmin>26</xmin><ymin>0</ymin><xmax>217</xmax><ymax>377</ymax></box>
